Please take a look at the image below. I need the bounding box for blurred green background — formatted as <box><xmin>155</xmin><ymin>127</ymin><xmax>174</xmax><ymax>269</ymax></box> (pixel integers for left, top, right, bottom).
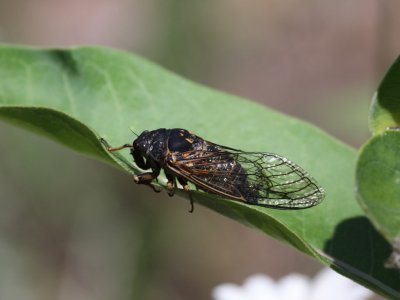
<box><xmin>0</xmin><ymin>1</ymin><xmax>399</xmax><ymax>299</ymax></box>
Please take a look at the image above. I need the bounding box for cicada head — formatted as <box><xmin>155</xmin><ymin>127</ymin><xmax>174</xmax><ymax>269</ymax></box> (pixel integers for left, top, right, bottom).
<box><xmin>133</xmin><ymin>129</ymin><xmax>168</xmax><ymax>162</ymax></box>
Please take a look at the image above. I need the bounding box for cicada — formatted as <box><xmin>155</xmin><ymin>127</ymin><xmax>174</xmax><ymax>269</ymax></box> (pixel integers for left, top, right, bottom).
<box><xmin>102</xmin><ymin>128</ymin><xmax>325</xmax><ymax>212</ymax></box>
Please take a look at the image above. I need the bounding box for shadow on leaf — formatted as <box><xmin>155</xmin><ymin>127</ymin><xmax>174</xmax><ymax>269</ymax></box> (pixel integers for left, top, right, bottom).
<box><xmin>325</xmin><ymin>216</ymin><xmax>400</xmax><ymax>296</ymax></box>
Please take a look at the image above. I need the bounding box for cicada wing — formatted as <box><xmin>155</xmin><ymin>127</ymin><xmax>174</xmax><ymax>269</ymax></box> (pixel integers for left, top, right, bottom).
<box><xmin>234</xmin><ymin>152</ymin><xmax>325</xmax><ymax>208</ymax></box>
<box><xmin>167</xmin><ymin>148</ymin><xmax>324</xmax><ymax>209</ymax></box>
<box><xmin>166</xmin><ymin>151</ymin><xmax>247</xmax><ymax>201</ymax></box>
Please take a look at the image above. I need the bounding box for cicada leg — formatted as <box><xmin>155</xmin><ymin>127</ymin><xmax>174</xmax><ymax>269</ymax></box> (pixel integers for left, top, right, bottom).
<box><xmin>165</xmin><ymin>173</ymin><xmax>177</xmax><ymax>197</ymax></box>
<box><xmin>100</xmin><ymin>138</ymin><xmax>132</xmax><ymax>152</ymax></box>
<box><xmin>133</xmin><ymin>170</ymin><xmax>161</xmax><ymax>193</ymax></box>
<box><xmin>178</xmin><ymin>177</ymin><xmax>194</xmax><ymax>213</ymax></box>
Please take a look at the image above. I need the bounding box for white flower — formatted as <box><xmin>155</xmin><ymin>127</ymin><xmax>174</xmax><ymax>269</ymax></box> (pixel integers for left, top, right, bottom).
<box><xmin>212</xmin><ymin>268</ymin><xmax>373</xmax><ymax>300</ymax></box>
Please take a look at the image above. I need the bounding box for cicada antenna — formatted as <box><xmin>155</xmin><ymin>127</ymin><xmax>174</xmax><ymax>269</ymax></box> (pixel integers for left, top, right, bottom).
<box><xmin>129</xmin><ymin>127</ymin><xmax>139</xmax><ymax>137</ymax></box>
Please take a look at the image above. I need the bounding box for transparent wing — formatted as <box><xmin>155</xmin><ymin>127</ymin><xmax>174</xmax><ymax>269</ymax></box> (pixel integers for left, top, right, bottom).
<box><xmin>169</xmin><ymin>148</ymin><xmax>325</xmax><ymax>209</ymax></box>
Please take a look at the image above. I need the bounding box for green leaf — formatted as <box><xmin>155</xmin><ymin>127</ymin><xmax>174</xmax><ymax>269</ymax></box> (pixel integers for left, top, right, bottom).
<box><xmin>0</xmin><ymin>46</ymin><xmax>399</xmax><ymax>298</ymax></box>
<box><xmin>370</xmin><ymin>56</ymin><xmax>400</xmax><ymax>135</ymax></box>
<box><xmin>356</xmin><ymin>130</ymin><xmax>400</xmax><ymax>241</ymax></box>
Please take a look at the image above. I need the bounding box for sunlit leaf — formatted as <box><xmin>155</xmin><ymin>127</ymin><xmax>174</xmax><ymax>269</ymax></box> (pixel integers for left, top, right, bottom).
<box><xmin>369</xmin><ymin>56</ymin><xmax>400</xmax><ymax>135</ymax></box>
<box><xmin>0</xmin><ymin>46</ymin><xmax>398</xmax><ymax>298</ymax></box>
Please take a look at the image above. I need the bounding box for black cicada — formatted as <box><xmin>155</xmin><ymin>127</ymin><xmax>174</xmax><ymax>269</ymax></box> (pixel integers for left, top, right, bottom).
<box><xmin>103</xmin><ymin>128</ymin><xmax>325</xmax><ymax>212</ymax></box>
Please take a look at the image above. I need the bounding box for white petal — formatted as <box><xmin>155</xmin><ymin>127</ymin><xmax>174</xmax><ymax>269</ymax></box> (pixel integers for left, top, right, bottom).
<box><xmin>310</xmin><ymin>268</ymin><xmax>373</xmax><ymax>300</ymax></box>
<box><xmin>277</xmin><ymin>273</ymin><xmax>311</xmax><ymax>300</ymax></box>
<box><xmin>243</xmin><ymin>274</ymin><xmax>279</xmax><ymax>300</ymax></box>
<box><xmin>343</xmin><ymin>287</ymin><xmax>374</xmax><ymax>300</ymax></box>
<box><xmin>212</xmin><ymin>283</ymin><xmax>247</xmax><ymax>300</ymax></box>
<box><xmin>212</xmin><ymin>268</ymin><xmax>373</xmax><ymax>300</ymax></box>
